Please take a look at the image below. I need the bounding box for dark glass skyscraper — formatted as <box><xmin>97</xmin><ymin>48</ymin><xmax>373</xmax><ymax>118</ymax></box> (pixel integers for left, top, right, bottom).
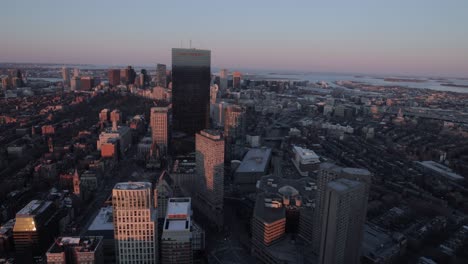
<box><xmin>172</xmin><ymin>48</ymin><xmax>211</xmax><ymax>136</ymax></box>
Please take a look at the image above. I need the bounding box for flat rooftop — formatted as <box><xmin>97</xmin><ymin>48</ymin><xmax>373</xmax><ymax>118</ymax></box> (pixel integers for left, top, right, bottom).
<box><xmin>416</xmin><ymin>161</ymin><xmax>464</xmax><ymax>181</ymax></box>
<box><xmin>254</xmin><ymin>193</ymin><xmax>286</xmax><ymax>224</ymax></box>
<box><xmin>236</xmin><ymin>148</ymin><xmax>272</xmax><ymax>173</ymax></box>
<box><xmin>362</xmin><ymin>224</ymin><xmax>403</xmax><ymax>261</ymax></box>
<box><xmin>16</xmin><ymin>200</ymin><xmax>52</xmax><ymax>217</ymax></box>
<box><xmin>87</xmin><ymin>206</ymin><xmax>114</xmax><ymax>231</ymax></box>
<box><xmin>167</xmin><ymin>198</ymin><xmax>191</xmax><ymax>219</ymax></box>
<box><xmin>48</xmin><ymin>236</ymin><xmax>103</xmax><ymax>254</ymax></box>
<box><xmin>328</xmin><ymin>178</ymin><xmax>363</xmax><ymax>193</ymax></box>
<box><xmin>114</xmin><ymin>182</ymin><xmax>151</xmax><ymax>190</ymax></box>
<box><xmin>292</xmin><ymin>145</ymin><xmax>319</xmax><ymax>160</ymax></box>
<box><xmin>199</xmin><ymin>129</ymin><xmax>222</xmax><ymax>140</ymax></box>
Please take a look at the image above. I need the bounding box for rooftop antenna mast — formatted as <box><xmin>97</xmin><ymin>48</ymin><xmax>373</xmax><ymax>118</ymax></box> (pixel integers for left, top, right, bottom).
<box><xmin>190</xmin><ymin>39</ymin><xmax>192</xmax><ymax>49</ymax></box>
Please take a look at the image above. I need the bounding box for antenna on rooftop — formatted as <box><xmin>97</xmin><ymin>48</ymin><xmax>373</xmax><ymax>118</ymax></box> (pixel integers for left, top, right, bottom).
<box><xmin>190</xmin><ymin>39</ymin><xmax>192</xmax><ymax>49</ymax></box>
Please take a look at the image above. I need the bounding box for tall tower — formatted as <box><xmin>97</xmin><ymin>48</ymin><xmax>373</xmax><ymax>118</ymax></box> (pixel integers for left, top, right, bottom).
<box><xmin>156</xmin><ymin>64</ymin><xmax>167</xmax><ymax>88</ymax></box>
<box><xmin>62</xmin><ymin>67</ymin><xmax>70</xmax><ymax>87</ymax></box>
<box><xmin>224</xmin><ymin>104</ymin><xmax>245</xmax><ymax>160</ymax></box>
<box><xmin>319</xmin><ymin>178</ymin><xmax>367</xmax><ymax>264</ymax></box>
<box><xmin>150</xmin><ymin>107</ymin><xmax>169</xmax><ymax>154</ymax></box>
<box><xmin>73</xmin><ymin>169</ymin><xmax>80</xmax><ymax>196</ymax></box>
<box><xmin>195</xmin><ymin>130</ymin><xmax>224</xmax><ymax>210</ymax></box>
<box><xmin>219</xmin><ymin>69</ymin><xmax>228</xmax><ymax>91</ymax></box>
<box><xmin>232</xmin><ymin>71</ymin><xmax>242</xmax><ymax>89</ymax></box>
<box><xmin>112</xmin><ymin>182</ymin><xmax>158</xmax><ymax>263</ymax></box>
<box><xmin>171</xmin><ymin>48</ymin><xmax>211</xmax><ymax>136</ymax></box>
<box><xmin>161</xmin><ymin>198</ymin><xmax>193</xmax><ymax>264</ymax></box>
<box><xmin>108</xmin><ymin>69</ymin><xmax>121</xmax><ymax>86</ymax></box>
<box><xmin>311</xmin><ymin>163</ymin><xmax>371</xmax><ymax>254</ymax></box>
<box><xmin>210</xmin><ymin>84</ymin><xmax>218</xmax><ymax>105</ymax></box>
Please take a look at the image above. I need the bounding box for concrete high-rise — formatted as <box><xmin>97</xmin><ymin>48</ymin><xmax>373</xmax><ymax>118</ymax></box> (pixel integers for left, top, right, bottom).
<box><xmin>319</xmin><ymin>178</ymin><xmax>367</xmax><ymax>264</ymax></box>
<box><xmin>171</xmin><ymin>48</ymin><xmax>211</xmax><ymax>136</ymax></box>
<box><xmin>156</xmin><ymin>64</ymin><xmax>167</xmax><ymax>88</ymax></box>
<box><xmin>70</xmin><ymin>76</ymin><xmax>81</xmax><ymax>91</ymax></box>
<box><xmin>224</xmin><ymin>104</ymin><xmax>245</xmax><ymax>139</ymax></box>
<box><xmin>161</xmin><ymin>198</ymin><xmax>193</xmax><ymax>264</ymax></box>
<box><xmin>232</xmin><ymin>71</ymin><xmax>241</xmax><ymax>89</ymax></box>
<box><xmin>62</xmin><ymin>67</ymin><xmax>70</xmax><ymax>87</ymax></box>
<box><xmin>80</xmin><ymin>76</ymin><xmax>94</xmax><ymax>90</ymax></box>
<box><xmin>219</xmin><ymin>69</ymin><xmax>228</xmax><ymax>91</ymax></box>
<box><xmin>108</xmin><ymin>69</ymin><xmax>121</xmax><ymax>86</ymax></box>
<box><xmin>311</xmin><ymin>163</ymin><xmax>371</xmax><ymax>254</ymax></box>
<box><xmin>195</xmin><ymin>130</ymin><xmax>224</xmax><ymax>210</ymax></box>
<box><xmin>112</xmin><ymin>182</ymin><xmax>158</xmax><ymax>263</ymax></box>
<box><xmin>224</xmin><ymin>104</ymin><xmax>245</xmax><ymax>160</ymax></box>
<box><xmin>150</xmin><ymin>107</ymin><xmax>169</xmax><ymax>154</ymax></box>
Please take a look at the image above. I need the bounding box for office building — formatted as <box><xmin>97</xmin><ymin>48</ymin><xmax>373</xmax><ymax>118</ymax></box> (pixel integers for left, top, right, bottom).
<box><xmin>224</xmin><ymin>104</ymin><xmax>245</xmax><ymax>139</ymax></box>
<box><xmin>171</xmin><ymin>48</ymin><xmax>211</xmax><ymax>136</ymax></box>
<box><xmin>156</xmin><ymin>64</ymin><xmax>167</xmax><ymax>88</ymax></box>
<box><xmin>156</xmin><ymin>171</ymin><xmax>173</xmax><ymax>220</ymax></box>
<box><xmin>99</xmin><ymin>109</ymin><xmax>110</xmax><ymax>123</ymax></box>
<box><xmin>195</xmin><ymin>130</ymin><xmax>224</xmax><ymax>210</ymax></box>
<box><xmin>73</xmin><ymin>68</ymin><xmax>80</xmax><ymax>77</ymax></box>
<box><xmin>112</xmin><ymin>182</ymin><xmax>158</xmax><ymax>263</ymax></box>
<box><xmin>252</xmin><ymin>175</ymin><xmax>315</xmax><ymax>264</ymax></box>
<box><xmin>46</xmin><ymin>236</ymin><xmax>104</xmax><ymax>264</ymax></box>
<box><xmin>108</xmin><ymin>69</ymin><xmax>121</xmax><ymax>86</ymax></box>
<box><xmin>110</xmin><ymin>109</ymin><xmax>122</xmax><ymax>125</ymax></box>
<box><xmin>1</xmin><ymin>76</ymin><xmax>10</xmax><ymax>90</ymax></box>
<box><xmin>234</xmin><ymin>148</ymin><xmax>271</xmax><ymax>193</ymax></box>
<box><xmin>97</xmin><ymin>126</ymin><xmax>131</xmax><ymax>155</ymax></box>
<box><xmin>13</xmin><ymin>200</ymin><xmax>60</xmax><ymax>264</ymax></box>
<box><xmin>85</xmin><ymin>206</ymin><xmax>115</xmax><ymax>263</ymax></box>
<box><xmin>311</xmin><ymin>163</ymin><xmax>371</xmax><ymax>253</ymax></box>
<box><xmin>210</xmin><ymin>84</ymin><xmax>218</xmax><ymax>104</ymax></box>
<box><xmin>62</xmin><ymin>67</ymin><xmax>70</xmax><ymax>87</ymax></box>
<box><xmin>80</xmin><ymin>76</ymin><xmax>94</xmax><ymax>90</ymax></box>
<box><xmin>161</xmin><ymin>198</ymin><xmax>193</xmax><ymax>264</ymax></box>
<box><xmin>70</xmin><ymin>76</ymin><xmax>81</xmax><ymax>91</ymax></box>
<box><xmin>150</xmin><ymin>107</ymin><xmax>169</xmax><ymax>154</ymax></box>
<box><xmin>319</xmin><ymin>178</ymin><xmax>367</xmax><ymax>264</ymax></box>
<box><xmin>291</xmin><ymin>145</ymin><xmax>320</xmax><ymax>177</ymax></box>
<box><xmin>232</xmin><ymin>71</ymin><xmax>241</xmax><ymax>89</ymax></box>
<box><xmin>219</xmin><ymin>69</ymin><xmax>228</xmax><ymax>91</ymax></box>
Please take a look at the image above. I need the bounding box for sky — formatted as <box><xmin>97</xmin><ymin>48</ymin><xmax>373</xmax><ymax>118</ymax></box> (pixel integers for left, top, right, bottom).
<box><xmin>1</xmin><ymin>0</ymin><xmax>468</xmax><ymax>77</ymax></box>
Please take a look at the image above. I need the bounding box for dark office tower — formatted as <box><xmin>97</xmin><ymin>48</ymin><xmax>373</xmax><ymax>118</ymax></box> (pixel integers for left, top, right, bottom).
<box><xmin>172</xmin><ymin>48</ymin><xmax>211</xmax><ymax>136</ymax></box>
<box><xmin>108</xmin><ymin>69</ymin><xmax>120</xmax><ymax>86</ymax></box>
<box><xmin>232</xmin><ymin>71</ymin><xmax>241</xmax><ymax>89</ymax></box>
<box><xmin>126</xmin><ymin>66</ymin><xmax>136</xmax><ymax>85</ymax></box>
<box><xmin>80</xmin><ymin>76</ymin><xmax>94</xmax><ymax>90</ymax></box>
<box><xmin>141</xmin><ymin>69</ymin><xmax>150</xmax><ymax>88</ymax></box>
<box><xmin>13</xmin><ymin>200</ymin><xmax>60</xmax><ymax>264</ymax></box>
<box><xmin>156</xmin><ymin>64</ymin><xmax>167</xmax><ymax>88</ymax></box>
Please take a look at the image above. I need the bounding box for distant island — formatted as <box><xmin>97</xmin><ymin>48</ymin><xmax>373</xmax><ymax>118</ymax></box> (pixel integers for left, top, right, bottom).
<box><xmin>382</xmin><ymin>78</ymin><xmax>426</xmax><ymax>83</ymax></box>
<box><xmin>440</xmin><ymin>83</ymin><xmax>468</xmax><ymax>88</ymax></box>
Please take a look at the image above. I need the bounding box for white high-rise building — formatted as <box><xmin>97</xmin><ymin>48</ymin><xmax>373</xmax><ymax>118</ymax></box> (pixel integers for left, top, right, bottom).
<box><xmin>62</xmin><ymin>67</ymin><xmax>70</xmax><ymax>86</ymax></box>
<box><xmin>319</xmin><ymin>178</ymin><xmax>367</xmax><ymax>264</ymax></box>
<box><xmin>161</xmin><ymin>198</ymin><xmax>193</xmax><ymax>264</ymax></box>
<box><xmin>112</xmin><ymin>182</ymin><xmax>158</xmax><ymax>264</ymax></box>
